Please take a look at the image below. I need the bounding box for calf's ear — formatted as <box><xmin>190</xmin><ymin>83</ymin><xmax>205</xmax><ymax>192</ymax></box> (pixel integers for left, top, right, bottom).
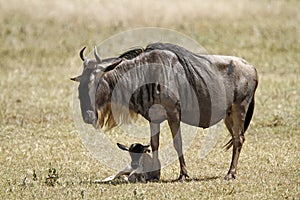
<box><xmin>70</xmin><ymin>75</ymin><xmax>81</xmax><ymax>82</ymax></box>
<box><xmin>143</xmin><ymin>144</ymin><xmax>151</xmax><ymax>153</ymax></box>
<box><xmin>117</xmin><ymin>143</ymin><xmax>129</xmax><ymax>151</ymax></box>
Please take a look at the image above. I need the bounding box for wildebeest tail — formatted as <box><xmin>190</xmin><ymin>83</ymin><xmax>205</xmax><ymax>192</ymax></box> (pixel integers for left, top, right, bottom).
<box><xmin>244</xmin><ymin>97</ymin><xmax>255</xmax><ymax>133</ymax></box>
<box><xmin>223</xmin><ymin>97</ymin><xmax>255</xmax><ymax>151</ymax></box>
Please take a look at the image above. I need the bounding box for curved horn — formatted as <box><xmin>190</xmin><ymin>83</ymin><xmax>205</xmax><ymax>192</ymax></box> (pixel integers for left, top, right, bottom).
<box><xmin>79</xmin><ymin>47</ymin><xmax>86</xmax><ymax>61</ymax></box>
<box><xmin>94</xmin><ymin>46</ymin><xmax>102</xmax><ymax>63</ymax></box>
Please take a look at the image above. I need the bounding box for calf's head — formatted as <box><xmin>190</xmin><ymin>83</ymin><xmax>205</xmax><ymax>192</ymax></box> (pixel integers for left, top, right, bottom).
<box><xmin>117</xmin><ymin>143</ymin><xmax>150</xmax><ymax>169</ymax></box>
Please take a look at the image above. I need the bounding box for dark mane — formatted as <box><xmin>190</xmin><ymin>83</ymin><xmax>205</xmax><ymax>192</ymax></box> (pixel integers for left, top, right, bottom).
<box><xmin>145</xmin><ymin>43</ymin><xmax>212</xmax><ymax>64</ymax></box>
<box><xmin>119</xmin><ymin>47</ymin><xmax>144</xmax><ymax>60</ymax></box>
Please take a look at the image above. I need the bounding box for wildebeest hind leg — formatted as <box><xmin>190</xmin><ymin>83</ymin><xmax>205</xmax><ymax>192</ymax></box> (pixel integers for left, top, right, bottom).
<box><xmin>224</xmin><ymin>103</ymin><xmax>247</xmax><ymax>180</ymax></box>
<box><xmin>167</xmin><ymin>112</ymin><xmax>189</xmax><ymax>180</ymax></box>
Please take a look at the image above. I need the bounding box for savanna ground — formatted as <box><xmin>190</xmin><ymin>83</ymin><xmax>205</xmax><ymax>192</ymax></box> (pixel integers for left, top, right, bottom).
<box><xmin>0</xmin><ymin>0</ymin><xmax>299</xmax><ymax>199</ymax></box>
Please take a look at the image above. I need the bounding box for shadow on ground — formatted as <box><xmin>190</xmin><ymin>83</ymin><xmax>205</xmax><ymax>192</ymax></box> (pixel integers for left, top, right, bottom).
<box><xmin>93</xmin><ymin>176</ymin><xmax>220</xmax><ymax>185</ymax></box>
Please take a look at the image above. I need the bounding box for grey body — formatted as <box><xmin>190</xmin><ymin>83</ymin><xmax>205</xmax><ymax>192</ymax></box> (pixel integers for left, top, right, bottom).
<box><xmin>71</xmin><ymin>43</ymin><xmax>258</xmax><ymax>180</ymax></box>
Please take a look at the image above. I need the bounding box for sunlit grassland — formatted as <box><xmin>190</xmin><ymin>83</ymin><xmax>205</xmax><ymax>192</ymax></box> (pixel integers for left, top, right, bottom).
<box><xmin>0</xmin><ymin>0</ymin><xmax>299</xmax><ymax>199</ymax></box>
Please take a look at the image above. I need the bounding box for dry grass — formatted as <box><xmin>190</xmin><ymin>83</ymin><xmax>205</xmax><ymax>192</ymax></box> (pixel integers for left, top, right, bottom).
<box><xmin>0</xmin><ymin>0</ymin><xmax>299</xmax><ymax>199</ymax></box>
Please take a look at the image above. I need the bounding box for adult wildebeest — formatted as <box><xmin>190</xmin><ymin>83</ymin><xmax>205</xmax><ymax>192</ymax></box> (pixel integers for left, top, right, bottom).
<box><xmin>71</xmin><ymin>43</ymin><xmax>258</xmax><ymax>180</ymax></box>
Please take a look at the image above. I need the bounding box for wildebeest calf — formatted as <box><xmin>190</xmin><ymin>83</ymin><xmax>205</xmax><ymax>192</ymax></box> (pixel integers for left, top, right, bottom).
<box><xmin>99</xmin><ymin>143</ymin><xmax>156</xmax><ymax>183</ymax></box>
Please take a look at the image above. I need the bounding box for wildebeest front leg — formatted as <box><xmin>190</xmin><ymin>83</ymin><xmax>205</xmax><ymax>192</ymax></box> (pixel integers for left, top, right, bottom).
<box><xmin>167</xmin><ymin>112</ymin><xmax>189</xmax><ymax>180</ymax></box>
<box><xmin>150</xmin><ymin>122</ymin><xmax>161</xmax><ymax>180</ymax></box>
<box><xmin>224</xmin><ymin>103</ymin><xmax>247</xmax><ymax>180</ymax></box>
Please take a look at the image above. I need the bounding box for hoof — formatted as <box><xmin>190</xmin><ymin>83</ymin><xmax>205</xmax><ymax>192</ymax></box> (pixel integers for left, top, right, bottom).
<box><xmin>224</xmin><ymin>173</ymin><xmax>236</xmax><ymax>180</ymax></box>
<box><xmin>178</xmin><ymin>173</ymin><xmax>189</xmax><ymax>181</ymax></box>
<box><xmin>94</xmin><ymin>179</ymin><xmax>102</xmax><ymax>183</ymax></box>
<box><xmin>149</xmin><ymin>169</ymin><xmax>161</xmax><ymax>181</ymax></box>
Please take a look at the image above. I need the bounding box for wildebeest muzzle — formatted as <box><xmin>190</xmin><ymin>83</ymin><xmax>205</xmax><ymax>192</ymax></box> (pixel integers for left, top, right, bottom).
<box><xmin>83</xmin><ymin>110</ymin><xmax>98</xmax><ymax>127</ymax></box>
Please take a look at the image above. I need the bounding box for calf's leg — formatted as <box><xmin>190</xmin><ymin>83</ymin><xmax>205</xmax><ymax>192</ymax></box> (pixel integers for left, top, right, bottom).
<box><xmin>97</xmin><ymin>165</ymin><xmax>132</xmax><ymax>183</ymax></box>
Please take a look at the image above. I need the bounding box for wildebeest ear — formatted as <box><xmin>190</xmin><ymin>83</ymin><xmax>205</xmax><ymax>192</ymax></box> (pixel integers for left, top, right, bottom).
<box><xmin>117</xmin><ymin>143</ymin><xmax>129</xmax><ymax>151</ymax></box>
<box><xmin>70</xmin><ymin>75</ymin><xmax>81</xmax><ymax>82</ymax></box>
<box><xmin>104</xmin><ymin>59</ymin><xmax>122</xmax><ymax>72</ymax></box>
